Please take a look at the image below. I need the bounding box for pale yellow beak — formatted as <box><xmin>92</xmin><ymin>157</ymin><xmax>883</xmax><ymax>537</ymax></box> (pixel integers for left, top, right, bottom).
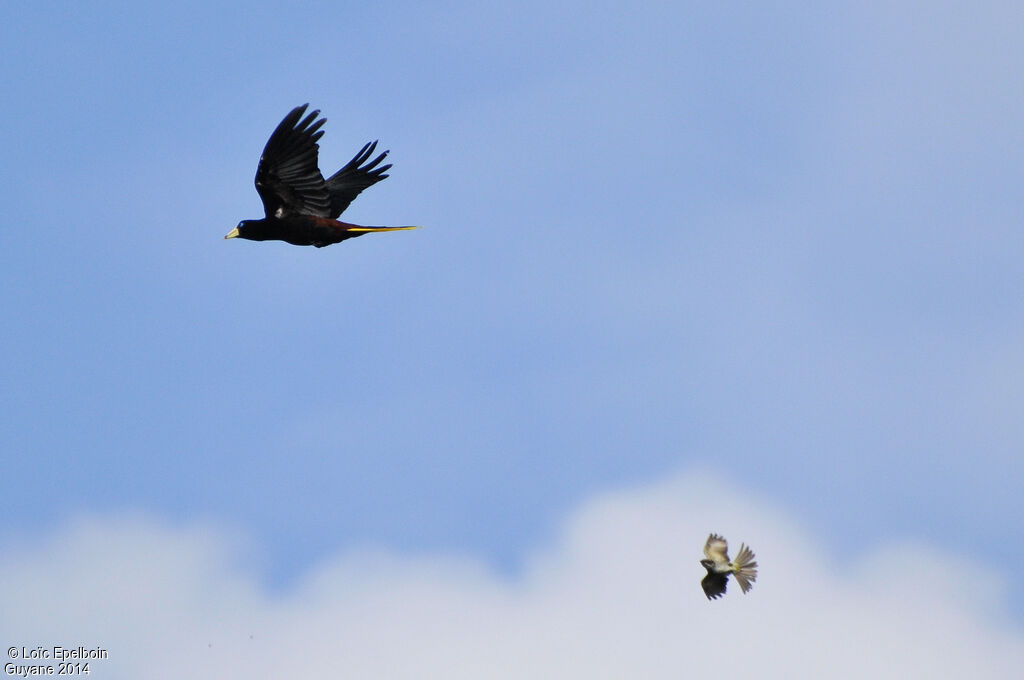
<box><xmin>224</xmin><ymin>227</ymin><xmax>240</xmax><ymax>239</ymax></box>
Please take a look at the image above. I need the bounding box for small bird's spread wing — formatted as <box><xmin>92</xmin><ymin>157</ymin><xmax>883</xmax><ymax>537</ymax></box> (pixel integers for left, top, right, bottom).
<box><xmin>326</xmin><ymin>140</ymin><xmax>392</xmax><ymax>217</ymax></box>
<box><xmin>701</xmin><ymin>572</ymin><xmax>729</xmax><ymax>600</ymax></box>
<box><xmin>255</xmin><ymin>104</ymin><xmax>331</xmax><ymax>218</ymax></box>
<box><xmin>704</xmin><ymin>534</ymin><xmax>730</xmax><ymax>564</ymax></box>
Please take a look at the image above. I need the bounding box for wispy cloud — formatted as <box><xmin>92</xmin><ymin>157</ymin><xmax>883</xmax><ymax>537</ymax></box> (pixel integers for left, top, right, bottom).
<box><xmin>3</xmin><ymin>472</ymin><xmax>1020</xmax><ymax>678</ymax></box>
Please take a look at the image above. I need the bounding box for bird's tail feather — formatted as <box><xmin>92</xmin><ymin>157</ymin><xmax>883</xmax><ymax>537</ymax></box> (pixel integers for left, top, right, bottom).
<box><xmin>342</xmin><ymin>225</ymin><xmax>420</xmax><ymax>232</ymax></box>
<box><xmin>731</xmin><ymin>544</ymin><xmax>758</xmax><ymax>594</ymax></box>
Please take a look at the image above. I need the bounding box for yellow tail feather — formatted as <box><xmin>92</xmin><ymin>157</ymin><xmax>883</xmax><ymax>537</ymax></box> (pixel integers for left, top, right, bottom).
<box><xmin>343</xmin><ymin>226</ymin><xmax>421</xmax><ymax>232</ymax></box>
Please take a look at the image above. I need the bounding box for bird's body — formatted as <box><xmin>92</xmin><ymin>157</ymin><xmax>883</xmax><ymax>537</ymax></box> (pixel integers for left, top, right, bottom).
<box><xmin>700</xmin><ymin>533</ymin><xmax>758</xmax><ymax>600</ymax></box>
<box><xmin>232</xmin><ymin>215</ymin><xmax>407</xmax><ymax>248</ymax></box>
<box><xmin>226</xmin><ymin>104</ymin><xmax>418</xmax><ymax>247</ymax></box>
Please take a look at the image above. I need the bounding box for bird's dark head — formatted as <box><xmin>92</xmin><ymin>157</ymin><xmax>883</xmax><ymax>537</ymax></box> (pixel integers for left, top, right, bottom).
<box><xmin>225</xmin><ymin>220</ymin><xmax>269</xmax><ymax>242</ymax></box>
<box><xmin>700</xmin><ymin>558</ymin><xmax>714</xmax><ymax>571</ymax></box>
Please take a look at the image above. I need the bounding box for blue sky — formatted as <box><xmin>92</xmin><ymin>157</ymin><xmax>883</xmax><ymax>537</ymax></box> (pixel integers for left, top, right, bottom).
<box><xmin>2</xmin><ymin>1</ymin><xmax>1023</xmax><ymax>667</ymax></box>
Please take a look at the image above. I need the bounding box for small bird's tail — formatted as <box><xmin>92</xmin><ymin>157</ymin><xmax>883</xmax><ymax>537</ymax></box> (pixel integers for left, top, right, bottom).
<box><xmin>731</xmin><ymin>543</ymin><xmax>758</xmax><ymax>594</ymax></box>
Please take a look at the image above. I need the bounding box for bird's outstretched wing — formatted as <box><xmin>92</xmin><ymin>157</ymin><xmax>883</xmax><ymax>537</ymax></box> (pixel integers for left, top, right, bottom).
<box><xmin>326</xmin><ymin>140</ymin><xmax>392</xmax><ymax>217</ymax></box>
<box><xmin>255</xmin><ymin>104</ymin><xmax>331</xmax><ymax>218</ymax></box>
<box><xmin>704</xmin><ymin>534</ymin><xmax>730</xmax><ymax>563</ymax></box>
<box><xmin>701</xmin><ymin>572</ymin><xmax>729</xmax><ymax>600</ymax></box>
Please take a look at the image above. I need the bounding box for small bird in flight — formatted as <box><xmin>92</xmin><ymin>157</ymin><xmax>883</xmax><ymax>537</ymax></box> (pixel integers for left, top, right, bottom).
<box><xmin>700</xmin><ymin>533</ymin><xmax>758</xmax><ymax>600</ymax></box>
<box><xmin>226</xmin><ymin>104</ymin><xmax>418</xmax><ymax>248</ymax></box>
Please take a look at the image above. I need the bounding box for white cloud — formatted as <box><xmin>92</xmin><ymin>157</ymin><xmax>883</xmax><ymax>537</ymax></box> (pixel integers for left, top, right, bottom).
<box><xmin>3</xmin><ymin>472</ymin><xmax>1021</xmax><ymax>679</ymax></box>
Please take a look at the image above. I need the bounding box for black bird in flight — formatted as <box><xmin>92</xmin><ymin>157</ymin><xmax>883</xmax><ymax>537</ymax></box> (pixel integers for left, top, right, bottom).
<box><xmin>225</xmin><ymin>104</ymin><xmax>418</xmax><ymax>248</ymax></box>
<box><xmin>699</xmin><ymin>533</ymin><xmax>758</xmax><ymax>600</ymax></box>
